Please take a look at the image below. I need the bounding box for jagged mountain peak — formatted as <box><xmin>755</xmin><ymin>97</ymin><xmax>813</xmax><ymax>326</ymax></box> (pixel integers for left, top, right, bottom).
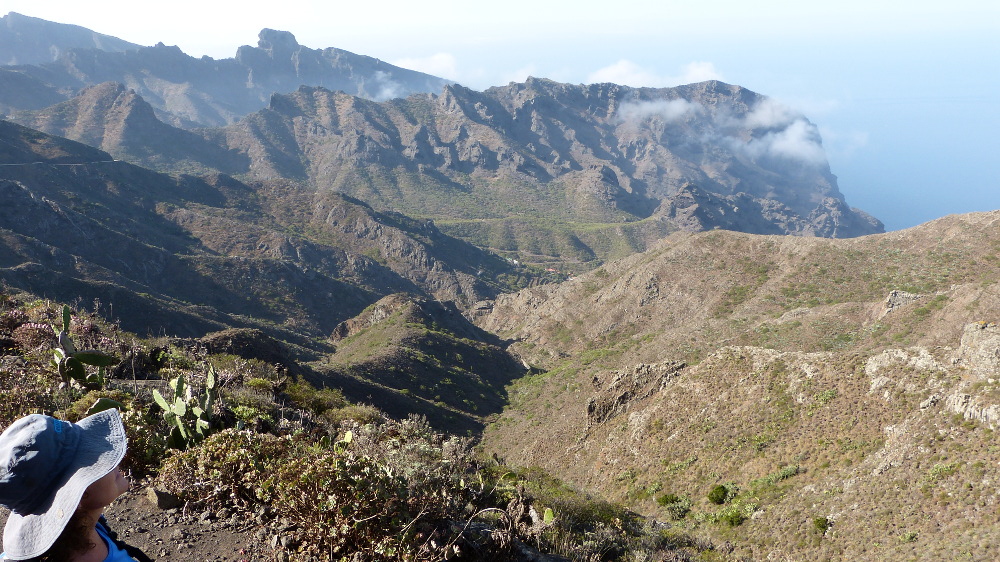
<box><xmin>256</xmin><ymin>28</ymin><xmax>300</xmax><ymax>56</ymax></box>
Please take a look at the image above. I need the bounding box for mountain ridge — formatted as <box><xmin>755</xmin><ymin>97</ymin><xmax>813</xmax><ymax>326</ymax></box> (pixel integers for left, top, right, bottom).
<box><xmin>0</xmin><ymin>20</ymin><xmax>452</xmax><ymax>126</ymax></box>
<box><xmin>9</xmin><ymin>78</ymin><xmax>882</xmax><ymax>271</ymax></box>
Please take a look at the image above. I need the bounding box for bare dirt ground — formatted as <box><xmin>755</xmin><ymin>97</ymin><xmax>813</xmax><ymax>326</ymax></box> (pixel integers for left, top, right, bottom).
<box><xmin>2</xmin><ymin>480</ymin><xmax>274</xmax><ymax>562</ymax></box>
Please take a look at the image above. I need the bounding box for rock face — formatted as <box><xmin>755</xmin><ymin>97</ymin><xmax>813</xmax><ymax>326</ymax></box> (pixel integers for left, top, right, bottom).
<box><xmin>586</xmin><ymin>361</ymin><xmax>685</xmax><ymax>427</ymax></box>
<box><xmin>197</xmin><ymin>79</ymin><xmax>879</xmax><ymax>254</ymax></box>
<box><xmin>1</xmin><ymin>24</ymin><xmax>451</xmax><ymax>127</ymax></box>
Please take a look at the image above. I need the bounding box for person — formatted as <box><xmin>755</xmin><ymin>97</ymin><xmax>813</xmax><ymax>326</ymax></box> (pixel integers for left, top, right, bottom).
<box><xmin>0</xmin><ymin>409</ymin><xmax>152</xmax><ymax>561</ymax></box>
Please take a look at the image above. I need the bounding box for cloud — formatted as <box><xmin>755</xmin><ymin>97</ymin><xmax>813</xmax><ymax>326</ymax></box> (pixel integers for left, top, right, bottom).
<box><xmin>617</xmin><ymin>99</ymin><xmax>703</xmax><ymax>123</ymax></box>
<box><xmin>730</xmin><ymin>101</ymin><xmax>828</xmax><ymax>166</ymax></box>
<box><xmin>756</xmin><ymin>119</ymin><xmax>827</xmax><ymax>164</ymax></box>
<box><xmin>371</xmin><ymin>71</ymin><xmax>405</xmax><ymax>101</ymax></box>
<box><xmin>390</xmin><ymin>52</ymin><xmax>460</xmax><ymax>81</ymax></box>
<box><xmin>586</xmin><ymin>60</ymin><xmax>723</xmax><ymax>88</ymax></box>
<box><xmin>743</xmin><ymin>98</ymin><xmax>802</xmax><ymax>129</ymax></box>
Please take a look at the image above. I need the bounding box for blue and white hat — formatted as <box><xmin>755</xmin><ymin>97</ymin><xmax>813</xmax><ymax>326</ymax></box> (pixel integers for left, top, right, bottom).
<box><xmin>0</xmin><ymin>409</ymin><xmax>127</xmax><ymax>559</ymax></box>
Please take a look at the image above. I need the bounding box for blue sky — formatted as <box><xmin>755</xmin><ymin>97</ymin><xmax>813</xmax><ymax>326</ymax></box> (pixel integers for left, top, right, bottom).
<box><xmin>6</xmin><ymin>0</ymin><xmax>999</xmax><ymax>231</ymax></box>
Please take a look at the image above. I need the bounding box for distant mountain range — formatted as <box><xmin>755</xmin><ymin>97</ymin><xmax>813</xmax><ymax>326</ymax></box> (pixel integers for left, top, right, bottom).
<box><xmin>0</xmin><ymin>13</ymin><xmax>882</xmax><ymax>254</ymax></box>
<box><xmin>0</xmin><ymin>12</ymin><xmax>142</xmax><ymax>65</ymax></box>
<box><xmin>0</xmin><ymin>12</ymin><xmax>452</xmax><ymax>126</ymax></box>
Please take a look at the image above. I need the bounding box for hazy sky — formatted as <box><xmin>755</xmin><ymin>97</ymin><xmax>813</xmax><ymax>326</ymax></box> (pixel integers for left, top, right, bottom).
<box><xmin>5</xmin><ymin>0</ymin><xmax>999</xmax><ymax>231</ymax></box>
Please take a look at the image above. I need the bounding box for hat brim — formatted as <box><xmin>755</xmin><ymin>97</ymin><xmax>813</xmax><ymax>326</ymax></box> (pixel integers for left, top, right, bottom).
<box><xmin>2</xmin><ymin>409</ymin><xmax>127</xmax><ymax>559</ymax></box>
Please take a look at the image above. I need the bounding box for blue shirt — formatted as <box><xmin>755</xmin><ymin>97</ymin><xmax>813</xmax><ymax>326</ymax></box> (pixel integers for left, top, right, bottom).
<box><xmin>96</xmin><ymin>522</ymin><xmax>139</xmax><ymax>562</ymax></box>
<box><xmin>0</xmin><ymin>526</ymin><xmax>140</xmax><ymax>561</ymax></box>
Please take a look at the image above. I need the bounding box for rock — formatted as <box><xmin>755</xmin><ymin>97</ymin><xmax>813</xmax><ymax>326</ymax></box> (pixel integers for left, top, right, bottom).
<box><xmin>880</xmin><ymin>290</ymin><xmax>923</xmax><ymax>318</ymax></box>
<box><xmin>586</xmin><ymin>361</ymin><xmax>685</xmax><ymax>426</ymax></box>
<box><xmin>919</xmin><ymin>394</ymin><xmax>941</xmax><ymax>409</ymax></box>
<box><xmin>957</xmin><ymin>322</ymin><xmax>1000</xmax><ymax>378</ymax></box>
<box><xmin>146</xmin><ymin>486</ymin><xmax>183</xmax><ymax>510</ymax></box>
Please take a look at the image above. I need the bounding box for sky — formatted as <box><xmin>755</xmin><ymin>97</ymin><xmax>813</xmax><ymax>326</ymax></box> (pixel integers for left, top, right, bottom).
<box><xmin>5</xmin><ymin>0</ymin><xmax>999</xmax><ymax>231</ymax></box>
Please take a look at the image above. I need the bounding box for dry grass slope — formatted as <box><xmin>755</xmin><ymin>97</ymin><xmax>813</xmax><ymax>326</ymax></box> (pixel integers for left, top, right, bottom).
<box><xmin>478</xmin><ymin>210</ymin><xmax>1000</xmax><ymax>560</ymax></box>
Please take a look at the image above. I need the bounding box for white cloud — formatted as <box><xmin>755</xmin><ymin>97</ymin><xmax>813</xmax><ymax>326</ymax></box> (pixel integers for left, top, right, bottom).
<box><xmin>586</xmin><ymin>60</ymin><xmax>723</xmax><ymax>88</ymax></box>
<box><xmin>759</xmin><ymin>119</ymin><xmax>827</xmax><ymax>164</ymax></box>
<box><xmin>371</xmin><ymin>71</ymin><xmax>404</xmax><ymax>101</ymax></box>
<box><xmin>391</xmin><ymin>52</ymin><xmax>460</xmax><ymax>81</ymax></box>
<box><xmin>586</xmin><ymin>60</ymin><xmax>660</xmax><ymax>87</ymax></box>
<box><xmin>744</xmin><ymin>98</ymin><xmax>801</xmax><ymax>129</ymax></box>
<box><xmin>673</xmin><ymin>61</ymin><xmax>724</xmax><ymax>85</ymax></box>
<box><xmin>617</xmin><ymin>99</ymin><xmax>702</xmax><ymax>123</ymax></box>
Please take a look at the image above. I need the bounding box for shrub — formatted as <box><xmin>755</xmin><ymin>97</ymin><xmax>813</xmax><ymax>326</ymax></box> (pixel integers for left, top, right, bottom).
<box><xmin>813</xmin><ymin>516</ymin><xmax>831</xmax><ymax>534</ymax></box>
<box><xmin>721</xmin><ymin>509</ymin><xmax>747</xmax><ymax>527</ymax></box>
<box><xmin>656</xmin><ymin>494</ymin><xmax>692</xmax><ymax>520</ymax></box>
<box><xmin>656</xmin><ymin>493</ymin><xmax>680</xmax><ymax>506</ymax></box>
<box><xmin>263</xmin><ymin>448</ymin><xmax>409</xmax><ymax>558</ymax></box>
<box><xmin>157</xmin><ymin>429</ymin><xmax>293</xmax><ymax>509</ymax></box>
<box><xmin>322</xmin><ymin>403</ymin><xmax>384</xmax><ymax>427</ymax></box>
<box><xmin>11</xmin><ymin>322</ymin><xmax>56</xmax><ymax>351</ymax></box>
<box><xmin>283</xmin><ymin>378</ymin><xmax>347</xmax><ymax>414</ymax></box>
<box><xmin>708</xmin><ymin>484</ymin><xmax>729</xmax><ymax>505</ymax></box>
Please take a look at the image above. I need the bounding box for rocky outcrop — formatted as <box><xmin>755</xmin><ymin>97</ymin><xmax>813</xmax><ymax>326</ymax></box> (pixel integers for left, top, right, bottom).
<box><xmin>330</xmin><ymin>293</ymin><xmax>413</xmax><ymax>341</ymax></box>
<box><xmin>956</xmin><ymin>321</ymin><xmax>1000</xmax><ymax>379</ymax></box>
<box><xmin>199</xmin><ymin>328</ymin><xmax>291</xmax><ymax>366</ymax></box>
<box><xmin>586</xmin><ymin>361</ymin><xmax>685</xmax><ymax>427</ymax></box>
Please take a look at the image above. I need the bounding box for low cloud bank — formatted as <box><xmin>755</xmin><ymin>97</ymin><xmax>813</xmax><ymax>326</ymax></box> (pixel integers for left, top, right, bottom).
<box><xmin>617</xmin><ymin>96</ymin><xmax>829</xmax><ymax>166</ymax></box>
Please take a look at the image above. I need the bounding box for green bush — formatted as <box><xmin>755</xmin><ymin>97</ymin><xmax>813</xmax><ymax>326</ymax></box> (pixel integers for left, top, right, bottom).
<box><xmin>813</xmin><ymin>516</ymin><xmax>831</xmax><ymax>534</ymax></box>
<box><xmin>721</xmin><ymin>510</ymin><xmax>747</xmax><ymax>527</ymax></box>
<box><xmin>656</xmin><ymin>494</ymin><xmax>692</xmax><ymax>520</ymax></box>
<box><xmin>656</xmin><ymin>493</ymin><xmax>680</xmax><ymax>506</ymax></box>
<box><xmin>708</xmin><ymin>484</ymin><xmax>729</xmax><ymax>505</ymax></box>
<box><xmin>283</xmin><ymin>378</ymin><xmax>347</xmax><ymax>414</ymax></box>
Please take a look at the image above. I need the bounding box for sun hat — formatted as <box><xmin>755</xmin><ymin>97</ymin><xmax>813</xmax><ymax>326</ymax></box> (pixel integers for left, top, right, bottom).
<box><xmin>0</xmin><ymin>409</ymin><xmax>127</xmax><ymax>559</ymax></box>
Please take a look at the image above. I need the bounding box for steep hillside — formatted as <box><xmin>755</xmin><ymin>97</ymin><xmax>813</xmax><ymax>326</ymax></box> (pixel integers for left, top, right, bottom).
<box><xmin>1</xmin><ymin>24</ymin><xmax>451</xmax><ymax>127</ymax></box>
<box><xmin>314</xmin><ymin>293</ymin><xmax>527</xmax><ymax>431</ymax></box>
<box><xmin>9</xmin><ymin>82</ymin><xmax>250</xmax><ymax>173</ymax></box>
<box><xmin>477</xmin><ymin>211</ymin><xmax>1000</xmax><ymax>559</ymax></box>
<box><xmin>0</xmin><ymin>119</ymin><xmax>529</xmax><ymax>342</ymax></box>
<box><xmin>224</xmin><ymin>80</ymin><xmax>880</xmax><ymax>243</ymax></box>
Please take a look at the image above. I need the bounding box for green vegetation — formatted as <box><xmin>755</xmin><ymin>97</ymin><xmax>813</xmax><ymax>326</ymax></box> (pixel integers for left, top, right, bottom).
<box><xmin>152</xmin><ymin>367</ymin><xmax>217</xmax><ymax>449</ymax></box>
<box><xmin>0</xmin><ymin>293</ymin><xmax>710</xmax><ymax>560</ymax></box>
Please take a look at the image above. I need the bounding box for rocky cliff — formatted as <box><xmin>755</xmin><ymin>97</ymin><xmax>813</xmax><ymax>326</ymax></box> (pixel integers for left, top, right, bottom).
<box><xmin>218</xmin><ymin>79</ymin><xmax>882</xmax><ymax>255</ymax></box>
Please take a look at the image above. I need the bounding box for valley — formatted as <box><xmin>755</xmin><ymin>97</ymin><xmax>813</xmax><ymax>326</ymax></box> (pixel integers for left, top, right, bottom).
<box><xmin>0</xmin><ymin>13</ymin><xmax>997</xmax><ymax>561</ymax></box>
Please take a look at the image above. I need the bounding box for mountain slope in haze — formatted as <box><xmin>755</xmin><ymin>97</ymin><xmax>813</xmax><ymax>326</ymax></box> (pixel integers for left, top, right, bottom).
<box><xmin>0</xmin><ymin>12</ymin><xmax>142</xmax><ymax>65</ymax></box>
<box><xmin>476</xmin><ymin>210</ymin><xmax>1000</xmax><ymax>559</ymax></box>
<box><xmin>0</xmin><ymin>18</ymin><xmax>452</xmax><ymax>127</ymax></box>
